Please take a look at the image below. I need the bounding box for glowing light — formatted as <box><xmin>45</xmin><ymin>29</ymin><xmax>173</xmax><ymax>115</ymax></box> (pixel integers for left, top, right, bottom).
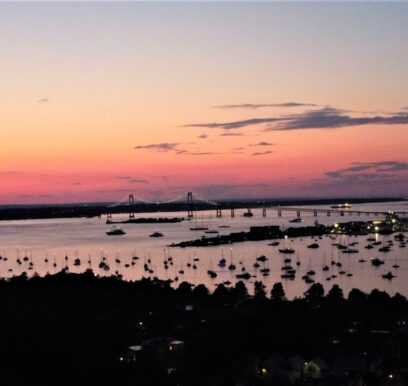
<box><xmin>261</xmin><ymin>368</ymin><xmax>267</xmax><ymax>374</ymax></box>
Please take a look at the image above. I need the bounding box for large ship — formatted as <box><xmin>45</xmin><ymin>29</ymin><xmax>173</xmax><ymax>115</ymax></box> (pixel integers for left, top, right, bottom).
<box><xmin>331</xmin><ymin>203</ymin><xmax>351</xmax><ymax>209</ymax></box>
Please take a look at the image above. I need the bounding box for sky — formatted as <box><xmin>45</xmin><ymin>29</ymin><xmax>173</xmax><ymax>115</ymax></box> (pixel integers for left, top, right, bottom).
<box><xmin>1</xmin><ymin>2</ymin><xmax>408</xmax><ymax>204</ymax></box>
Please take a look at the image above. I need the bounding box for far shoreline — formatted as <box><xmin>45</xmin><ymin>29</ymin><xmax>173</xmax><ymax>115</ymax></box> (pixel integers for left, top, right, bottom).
<box><xmin>0</xmin><ymin>196</ymin><xmax>405</xmax><ymax>222</ymax></box>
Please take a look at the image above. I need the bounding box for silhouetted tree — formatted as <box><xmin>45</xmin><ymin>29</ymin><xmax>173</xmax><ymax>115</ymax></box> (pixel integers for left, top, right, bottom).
<box><xmin>254</xmin><ymin>281</ymin><xmax>266</xmax><ymax>299</ymax></box>
<box><xmin>326</xmin><ymin>284</ymin><xmax>344</xmax><ymax>302</ymax></box>
<box><xmin>176</xmin><ymin>281</ymin><xmax>193</xmax><ymax>297</ymax></box>
<box><xmin>193</xmin><ymin>284</ymin><xmax>209</xmax><ymax>298</ymax></box>
<box><xmin>231</xmin><ymin>281</ymin><xmax>248</xmax><ymax>301</ymax></box>
<box><xmin>348</xmin><ymin>288</ymin><xmax>367</xmax><ymax>303</ymax></box>
<box><xmin>305</xmin><ymin>282</ymin><xmax>324</xmax><ymax>302</ymax></box>
<box><xmin>213</xmin><ymin>283</ymin><xmax>229</xmax><ymax>299</ymax></box>
<box><xmin>391</xmin><ymin>292</ymin><xmax>407</xmax><ymax>307</ymax></box>
<box><xmin>369</xmin><ymin>289</ymin><xmax>390</xmax><ymax>303</ymax></box>
<box><xmin>271</xmin><ymin>282</ymin><xmax>286</xmax><ymax>301</ymax></box>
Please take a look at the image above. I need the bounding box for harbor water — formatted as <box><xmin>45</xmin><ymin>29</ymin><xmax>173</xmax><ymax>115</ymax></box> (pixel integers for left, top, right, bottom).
<box><xmin>1</xmin><ymin>201</ymin><xmax>407</xmax><ymax>299</ymax></box>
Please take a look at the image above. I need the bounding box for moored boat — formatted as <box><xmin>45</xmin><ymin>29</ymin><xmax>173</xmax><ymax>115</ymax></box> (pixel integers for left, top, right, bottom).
<box><xmin>106</xmin><ymin>226</ymin><xmax>126</xmax><ymax>236</ymax></box>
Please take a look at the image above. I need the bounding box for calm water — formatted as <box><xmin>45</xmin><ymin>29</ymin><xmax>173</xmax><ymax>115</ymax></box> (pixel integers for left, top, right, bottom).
<box><xmin>1</xmin><ymin>201</ymin><xmax>407</xmax><ymax>299</ymax></box>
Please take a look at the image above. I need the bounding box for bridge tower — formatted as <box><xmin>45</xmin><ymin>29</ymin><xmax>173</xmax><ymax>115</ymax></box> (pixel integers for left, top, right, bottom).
<box><xmin>262</xmin><ymin>208</ymin><xmax>266</xmax><ymax>217</ymax></box>
<box><xmin>231</xmin><ymin>208</ymin><xmax>235</xmax><ymax>217</ymax></box>
<box><xmin>278</xmin><ymin>209</ymin><xmax>282</xmax><ymax>217</ymax></box>
<box><xmin>296</xmin><ymin>211</ymin><xmax>301</xmax><ymax>218</ymax></box>
<box><xmin>216</xmin><ymin>207</ymin><xmax>222</xmax><ymax>217</ymax></box>
<box><xmin>187</xmin><ymin>192</ymin><xmax>194</xmax><ymax>218</ymax></box>
<box><xmin>129</xmin><ymin>194</ymin><xmax>135</xmax><ymax>220</ymax></box>
<box><xmin>107</xmin><ymin>213</ymin><xmax>112</xmax><ymax>223</ymax></box>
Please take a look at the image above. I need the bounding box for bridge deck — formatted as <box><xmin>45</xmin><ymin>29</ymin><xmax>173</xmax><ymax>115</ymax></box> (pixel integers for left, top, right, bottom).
<box><xmin>264</xmin><ymin>207</ymin><xmax>407</xmax><ymax>216</ymax></box>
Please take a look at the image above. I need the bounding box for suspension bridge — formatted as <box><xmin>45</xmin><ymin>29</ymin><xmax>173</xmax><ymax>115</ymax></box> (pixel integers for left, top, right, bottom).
<box><xmin>106</xmin><ymin>192</ymin><xmax>407</xmax><ymax>221</ymax></box>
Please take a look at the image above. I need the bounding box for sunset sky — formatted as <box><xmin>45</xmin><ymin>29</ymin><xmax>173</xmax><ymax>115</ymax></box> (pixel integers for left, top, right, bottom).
<box><xmin>1</xmin><ymin>2</ymin><xmax>408</xmax><ymax>204</ymax></box>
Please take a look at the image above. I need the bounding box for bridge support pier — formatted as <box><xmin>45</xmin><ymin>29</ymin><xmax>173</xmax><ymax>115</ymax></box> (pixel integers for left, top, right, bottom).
<box><xmin>262</xmin><ymin>208</ymin><xmax>266</xmax><ymax>217</ymax></box>
<box><xmin>327</xmin><ymin>211</ymin><xmax>330</xmax><ymax>216</ymax></box>
<box><xmin>107</xmin><ymin>213</ymin><xmax>112</xmax><ymax>223</ymax></box>
<box><xmin>349</xmin><ymin>211</ymin><xmax>352</xmax><ymax>216</ymax></box>
<box><xmin>278</xmin><ymin>210</ymin><xmax>282</xmax><ymax>217</ymax></box>
<box><xmin>340</xmin><ymin>211</ymin><xmax>344</xmax><ymax>216</ymax></box>
<box><xmin>231</xmin><ymin>208</ymin><xmax>235</xmax><ymax>217</ymax></box>
<box><xmin>216</xmin><ymin>208</ymin><xmax>222</xmax><ymax>218</ymax></box>
<box><xmin>129</xmin><ymin>194</ymin><xmax>135</xmax><ymax>220</ymax></box>
<box><xmin>296</xmin><ymin>211</ymin><xmax>301</xmax><ymax>218</ymax></box>
<box><xmin>314</xmin><ymin>210</ymin><xmax>317</xmax><ymax>217</ymax></box>
<box><xmin>187</xmin><ymin>192</ymin><xmax>194</xmax><ymax>218</ymax></box>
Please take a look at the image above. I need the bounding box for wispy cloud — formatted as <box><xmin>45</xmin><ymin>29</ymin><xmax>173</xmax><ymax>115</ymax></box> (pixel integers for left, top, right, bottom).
<box><xmin>186</xmin><ymin>106</ymin><xmax>408</xmax><ymax>132</ymax></box>
<box><xmin>116</xmin><ymin>176</ymin><xmax>132</xmax><ymax>180</ymax></box>
<box><xmin>213</xmin><ymin>102</ymin><xmax>316</xmax><ymax>109</ymax></box>
<box><xmin>219</xmin><ymin>132</ymin><xmax>245</xmax><ymax>136</ymax></box>
<box><xmin>252</xmin><ymin>151</ymin><xmax>273</xmax><ymax>156</ymax></box>
<box><xmin>185</xmin><ymin>118</ymin><xmax>281</xmax><ymax>130</ymax></box>
<box><xmin>38</xmin><ymin>98</ymin><xmax>49</xmax><ymax>103</ymax></box>
<box><xmin>176</xmin><ymin>151</ymin><xmax>219</xmax><ymax>156</ymax></box>
<box><xmin>197</xmin><ymin>134</ymin><xmax>208</xmax><ymax>139</ymax></box>
<box><xmin>129</xmin><ymin>179</ymin><xmax>148</xmax><ymax>183</ymax></box>
<box><xmin>134</xmin><ymin>143</ymin><xmax>180</xmax><ymax>151</ymax></box>
<box><xmin>272</xmin><ymin>108</ymin><xmax>408</xmax><ymax>131</ymax></box>
<box><xmin>326</xmin><ymin>161</ymin><xmax>408</xmax><ymax>178</ymax></box>
<box><xmin>249</xmin><ymin>141</ymin><xmax>274</xmax><ymax>146</ymax></box>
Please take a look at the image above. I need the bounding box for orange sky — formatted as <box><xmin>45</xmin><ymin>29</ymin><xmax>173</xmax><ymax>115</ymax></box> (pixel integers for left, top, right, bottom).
<box><xmin>1</xmin><ymin>3</ymin><xmax>408</xmax><ymax>204</ymax></box>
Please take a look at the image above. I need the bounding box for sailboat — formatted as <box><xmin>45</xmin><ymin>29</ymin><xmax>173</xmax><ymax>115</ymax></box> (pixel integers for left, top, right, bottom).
<box><xmin>392</xmin><ymin>255</ymin><xmax>400</xmax><ymax>269</ymax></box>
<box><xmin>322</xmin><ymin>252</ymin><xmax>329</xmax><ymax>271</ymax></box>
<box><xmin>218</xmin><ymin>248</ymin><xmax>226</xmax><ymax>268</ymax></box>
<box><xmin>228</xmin><ymin>248</ymin><xmax>236</xmax><ymax>271</ymax></box>
<box><xmin>207</xmin><ymin>258</ymin><xmax>217</xmax><ymax>278</ymax></box>
<box><xmin>279</xmin><ymin>237</ymin><xmax>295</xmax><ymax>254</ymax></box>
<box><xmin>306</xmin><ymin>256</ymin><xmax>315</xmax><ymax>276</ymax></box>
<box><xmin>189</xmin><ymin>214</ymin><xmax>209</xmax><ymax>231</ymax></box>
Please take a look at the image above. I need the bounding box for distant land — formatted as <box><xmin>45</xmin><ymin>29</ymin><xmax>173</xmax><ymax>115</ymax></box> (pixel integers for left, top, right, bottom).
<box><xmin>0</xmin><ymin>197</ymin><xmax>405</xmax><ymax>221</ymax></box>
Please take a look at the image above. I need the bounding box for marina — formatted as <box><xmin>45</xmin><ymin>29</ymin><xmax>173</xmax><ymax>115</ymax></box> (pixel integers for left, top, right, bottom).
<box><xmin>1</xmin><ymin>200</ymin><xmax>408</xmax><ymax>299</ymax></box>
